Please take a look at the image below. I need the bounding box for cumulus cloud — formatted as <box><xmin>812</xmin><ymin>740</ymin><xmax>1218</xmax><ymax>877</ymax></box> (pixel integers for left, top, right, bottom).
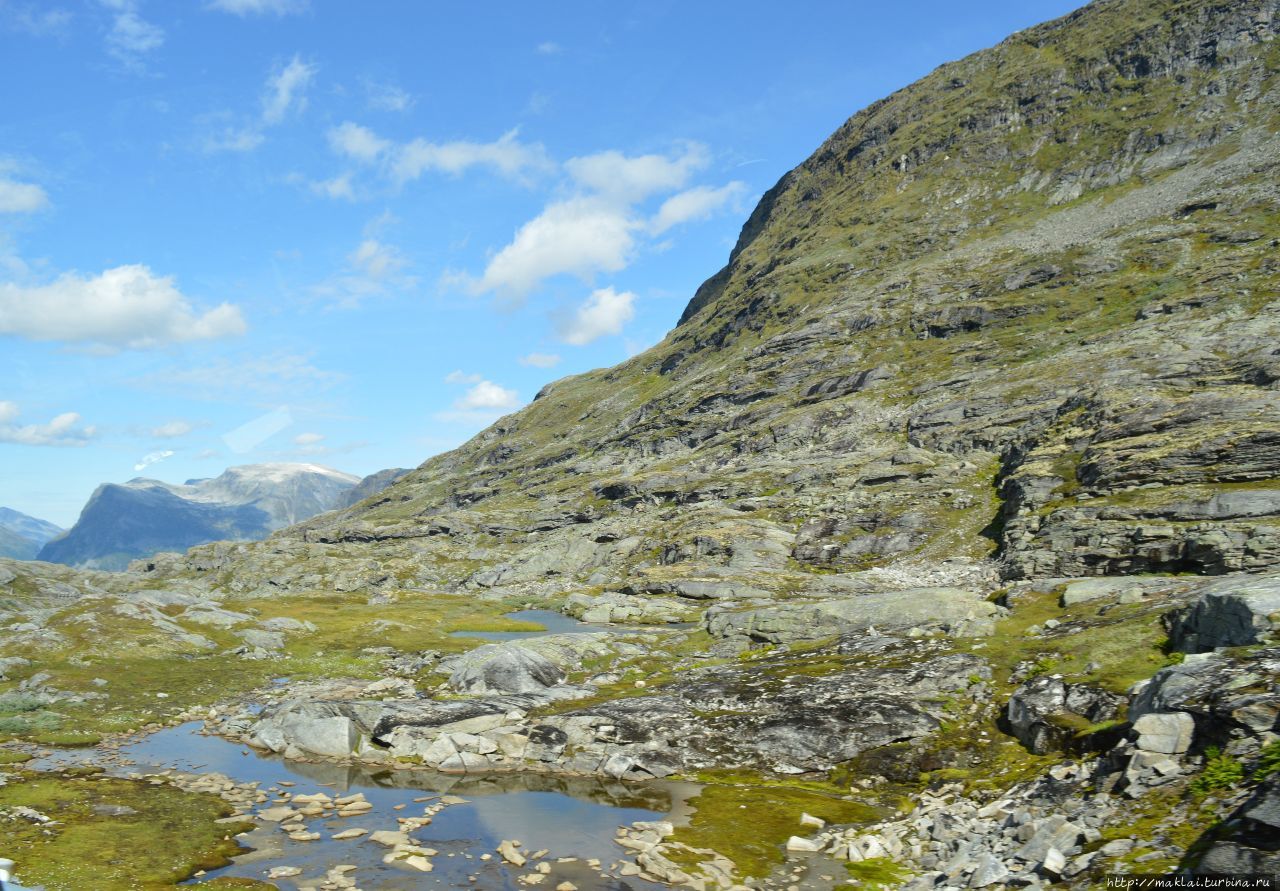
<box><xmin>650</xmin><ymin>181</ymin><xmax>747</xmax><ymax>234</ymax></box>
<box><xmin>478</xmin><ymin>197</ymin><xmax>638</xmax><ymax>297</ymax></box>
<box><xmin>437</xmin><ymin>372</ymin><xmax>520</xmax><ymax>423</ymax></box>
<box><xmin>557</xmin><ymin>287</ymin><xmax>636</xmax><ymax>346</ymax></box>
<box><xmin>470</xmin><ymin>144</ymin><xmax>735</xmax><ymax>300</ymax></box>
<box><xmin>0</xmin><ymin>264</ymin><xmax>246</xmax><ymax>350</ymax></box>
<box><xmin>151</xmin><ymin>420</ymin><xmax>193</xmax><ymax>438</ymax></box>
<box><xmin>328</xmin><ymin>121</ymin><xmax>390</xmax><ymax>163</ymax></box>
<box><xmin>455</xmin><ymin>379</ymin><xmax>519</xmax><ymax>411</ymax></box>
<box><xmin>101</xmin><ymin>0</ymin><xmax>163</xmax><ymax>68</ymax></box>
<box><xmin>519</xmin><ymin>352</ymin><xmax>561</xmax><ymax>368</ymax></box>
<box><xmin>392</xmin><ymin>129</ymin><xmax>550</xmax><ymax>183</ymax></box>
<box><xmin>318</xmin><ymin>124</ymin><xmax>550</xmax><ymax>196</ymax></box>
<box><xmin>0</xmin><ymin>403</ymin><xmax>96</xmax><ymax>447</ymax></box>
<box><xmin>0</xmin><ymin>177</ymin><xmax>49</xmax><ymax>213</ymax></box>
<box><xmin>262</xmin><ymin>54</ymin><xmax>316</xmax><ymax>124</ymax></box>
<box><xmin>565</xmin><ymin>143</ymin><xmax>708</xmax><ymax>203</ymax></box>
<box><xmin>308</xmin><ymin>172</ymin><xmax>354</xmax><ymax>200</ymax></box>
<box><xmin>207</xmin><ymin>0</ymin><xmax>308</xmax><ymax>15</ymax></box>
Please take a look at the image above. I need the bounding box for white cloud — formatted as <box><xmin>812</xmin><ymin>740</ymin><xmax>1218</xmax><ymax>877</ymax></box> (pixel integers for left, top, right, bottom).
<box><xmin>101</xmin><ymin>0</ymin><xmax>163</xmax><ymax>67</ymax></box>
<box><xmin>536</xmin><ymin>41</ymin><xmax>561</xmax><ymax>55</ymax></box>
<box><xmin>437</xmin><ymin>372</ymin><xmax>520</xmax><ymax>424</ymax></box>
<box><xmin>557</xmin><ymin>287</ymin><xmax>636</xmax><ymax>346</ymax></box>
<box><xmin>469</xmin><ymin>143</ymin><xmax>729</xmax><ymax>299</ymax></box>
<box><xmin>309</xmin><ymin>172</ymin><xmax>354</xmax><ymax>200</ymax></box>
<box><xmin>328</xmin><ymin>121</ymin><xmax>390</xmax><ymax>163</ymax></box>
<box><xmin>565</xmin><ymin>143</ymin><xmax>708</xmax><ymax>203</ymax></box>
<box><xmin>294</xmin><ymin>431</ymin><xmax>324</xmax><ymax>445</ymax></box>
<box><xmin>151</xmin><ymin>420</ymin><xmax>193</xmax><ymax>438</ymax></box>
<box><xmin>650</xmin><ymin>181</ymin><xmax>747</xmax><ymax>234</ymax></box>
<box><xmin>207</xmin><ymin>0</ymin><xmax>308</xmax><ymax>15</ymax></box>
<box><xmin>348</xmin><ymin>239</ymin><xmax>405</xmax><ymax>280</ymax></box>
<box><xmin>262</xmin><ymin>54</ymin><xmax>316</xmax><ymax>124</ymax></box>
<box><xmin>392</xmin><ymin>129</ymin><xmax>549</xmax><ymax>183</ymax></box>
<box><xmin>0</xmin><ymin>264</ymin><xmax>246</xmax><ymax>350</ymax></box>
<box><xmin>0</xmin><ymin>404</ymin><xmax>96</xmax><ymax>447</ymax></box>
<box><xmin>478</xmin><ymin>197</ymin><xmax>638</xmax><ymax>297</ymax></box>
<box><xmin>364</xmin><ymin>80</ymin><xmax>413</xmax><ymax>112</ymax></box>
<box><xmin>311</xmin><ymin>234</ymin><xmax>414</xmax><ymax>309</ymax></box>
<box><xmin>0</xmin><ymin>178</ymin><xmax>49</xmax><ymax>213</ymax></box>
<box><xmin>519</xmin><ymin>352</ymin><xmax>561</xmax><ymax>368</ymax></box>
<box><xmin>455</xmin><ymin>379</ymin><xmax>519</xmax><ymax>411</ymax></box>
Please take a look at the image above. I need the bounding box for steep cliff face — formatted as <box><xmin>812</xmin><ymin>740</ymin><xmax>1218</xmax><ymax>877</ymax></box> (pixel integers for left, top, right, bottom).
<box><xmin>144</xmin><ymin>0</ymin><xmax>1280</xmax><ymax>601</ymax></box>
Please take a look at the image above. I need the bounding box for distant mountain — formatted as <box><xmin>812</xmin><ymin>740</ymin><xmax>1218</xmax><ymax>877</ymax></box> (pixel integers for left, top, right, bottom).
<box><xmin>37</xmin><ymin>463</ymin><xmax>360</xmax><ymax>571</ymax></box>
<box><xmin>0</xmin><ymin>507</ymin><xmax>64</xmax><ymax>560</ymax></box>
<box><xmin>338</xmin><ymin>468</ymin><xmax>411</xmax><ymax>509</ymax></box>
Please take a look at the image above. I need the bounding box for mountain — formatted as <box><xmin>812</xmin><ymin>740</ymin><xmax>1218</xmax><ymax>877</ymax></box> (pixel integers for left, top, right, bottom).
<box><xmin>338</xmin><ymin>467</ymin><xmax>412</xmax><ymax>509</ymax></box>
<box><xmin>155</xmin><ymin>0</ymin><xmax>1280</xmax><ymax>597</ymax></box>
<box><xmin>37</xmin><ymin>463</ymin><xmax>360</xmax><ymax>571</ymax></box>
<box><xmin>0</xmin><ymin>508</ymin><xmax>63</xmax><ymax>560</ymax></box>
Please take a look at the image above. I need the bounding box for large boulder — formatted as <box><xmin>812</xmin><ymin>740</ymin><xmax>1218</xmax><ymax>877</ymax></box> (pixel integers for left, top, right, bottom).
<box><xmin>1166</xmin><ymin>577</ymin><xmax>1280</xmax><ymax>652</ymax></box>
<box><xmin>1132</xmin><ymin>711</ymin><xmax>1195</xmax><ymax>754</ymax></box>
<box><xmin>1006</xmin><ymin>676</ymin><xmax>1123</xmax><ymax>754</ymax></box>
<box><xmin>447</xmin><ymin>643</ymin><xmax>566</xmax><ymax>694</ymax></box>
<box><xmin>704</xmin><ymin>587</ymin><xmax>1001</xmax><ymax>644</ymax></box>
<box><xmin>1195</xmin><ymin>777</ymin><xmax>1280</xmax><ymax>876</ymax></box>
<box><xmin>251</xmin><ymin>702</ymin><xmax>365</xmax><ymax>758</ymax></box>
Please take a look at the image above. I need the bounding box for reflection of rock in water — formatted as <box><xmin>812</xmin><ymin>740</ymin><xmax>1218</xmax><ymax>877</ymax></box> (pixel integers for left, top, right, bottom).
<box><xmin>279</xmin><ymin>756</ymin><xmax>671</xmax><ymax>810</ymax></box>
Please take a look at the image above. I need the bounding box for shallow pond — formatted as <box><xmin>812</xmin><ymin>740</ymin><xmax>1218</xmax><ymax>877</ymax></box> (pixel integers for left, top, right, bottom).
<box><xmin>34</xmin><ymin>723</ymin><xmax>678</xmax><ymax>890</ymax></box>
<box><xmin>451</xmin><ymin>609</ymin><xmax>620</xmax><ymax>641</ymax></box>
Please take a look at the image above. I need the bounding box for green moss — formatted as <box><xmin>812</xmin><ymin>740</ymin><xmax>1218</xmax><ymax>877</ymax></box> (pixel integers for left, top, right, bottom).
<box><xmin>846</xmin><ymin>857</ymin><xmax>913</xmax><ymax>889</ymax></box>
<box><xmin>668</xmin><ymin>772</ymin><xmax>880</xmax><ymax>879</ymax></box>
<box><xmin>0</xmin><ymin>770</ymin><xmax>254</xmax><ymax>891</ymax></box>
<box><xmin>27</xmin><ymin>731</ymin><xmax>101</xmax><ymax>747</ymax></box>
<box><xmin>0</xmin><ymin>750</ymin><xmax>33</xmax><ymax>764</ymax></box>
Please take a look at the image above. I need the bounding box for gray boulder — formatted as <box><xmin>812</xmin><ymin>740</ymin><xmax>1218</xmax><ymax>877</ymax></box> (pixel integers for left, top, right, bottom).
<box><xmin>448</xmin><ymin>643</ymin><xmax>566</xmax><ymax>694</ymax></box>
<box><xmin>704</xmin><ymin>587</ymin><xmax>1000</xmax><ymax>644</ymax></box>
<box><xmin>1132</xmin><ymin>711</ymin><xmax>1194</xmax><ymax>754</ymax></box>
<box><xmin>1166</xmin><ymin>577</ymin><xmax>1280</xmax><ymax>652</ymax></box>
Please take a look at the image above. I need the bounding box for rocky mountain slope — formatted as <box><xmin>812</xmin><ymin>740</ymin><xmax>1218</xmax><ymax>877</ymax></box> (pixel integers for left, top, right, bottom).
<box><xmin>2</xmin><ymin>0</ymin><xmax>1280</xmax><ymax>888</ymax></box>
<box><xmin>149</xmin><ymin>0</ymin><xmax>1280</xmax><ymax>603</ymax></box>
<box><xmin>38</xmin><ymin>463</ymin><xmax>359</xmax><ymax>571</ymax></box>
<box><xmin>0</xmin><ymin>508</ymin><xmax>62</xmax><ymax>561</ymax></box>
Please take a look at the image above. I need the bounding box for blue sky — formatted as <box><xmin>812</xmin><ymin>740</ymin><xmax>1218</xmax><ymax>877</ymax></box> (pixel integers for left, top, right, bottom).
<box><xmin>0</xmin><ymin>0</ymin><xmax>1083</xmax><ymax>527</ymax></box>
